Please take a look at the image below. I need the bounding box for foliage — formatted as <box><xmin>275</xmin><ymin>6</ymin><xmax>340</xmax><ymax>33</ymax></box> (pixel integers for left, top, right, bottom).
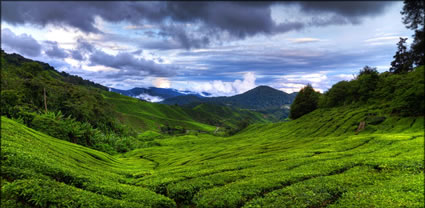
<box><xmin>390</xmin><ymin>38</ymin><xmax>413</xmax><ymax>73</ymax></box>
<box><xmin>401</xmin><ymin>0</ymin><xmax>424</xmax><ymax>65</ymax></box>
<box><xmin>1</xmin><ymin>50</ymin><xmax>141</xmax><ymax>153</ymax></box>
<box><xmin>290</xmin><ymin>84</ymin><xmax>320</xmax><ymax>119</ymax></box>
<box><xmin>320</xmin><ymin>66</ymin><xmax>424</xmax><ymax>116</ymax></box>
<box><xmin>1</xmin><ymin>50</ymin><xmax>117</xmax><ymax>131</ymax></box>
<box><xmin>1</xmin><ymin>117</ymin><xmax>176</xmax><ymax>207</ymax></box>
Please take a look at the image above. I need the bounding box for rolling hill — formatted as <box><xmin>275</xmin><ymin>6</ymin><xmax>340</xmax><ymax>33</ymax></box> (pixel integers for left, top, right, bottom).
<box><xmin>2</xmin><ymin>103</ymin><xmax>423</xmax><ymax>207</ymax></box>
<box><xmin>103</xmin><ymin>90</ymin><xmax>268</xmax><ymax>134</ymax></box>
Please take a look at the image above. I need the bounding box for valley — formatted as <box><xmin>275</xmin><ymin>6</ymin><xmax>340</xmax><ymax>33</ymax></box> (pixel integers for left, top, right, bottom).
<box><xmin>1</xmin><ymin>49</ymin><xmax>424</xmax><ymax>208</ymax></box>
<box><xmin>1</xmin><ymin>1</ymin><xmax>424</xmax><ymax>207</ymax></box>
<box><xmin>2</xmin><ymin>105</ymin><xmax>423</xmax><ymax>207</ymax></box>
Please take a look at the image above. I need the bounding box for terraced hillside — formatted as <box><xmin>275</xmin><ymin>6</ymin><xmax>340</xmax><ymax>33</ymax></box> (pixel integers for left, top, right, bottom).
<box><xmin>103</xmin><ymin>91</ymin><xmax>267</xmax><ymax>133</ymax></box>
<box><xmin>2</xmin><ymin>105</ymin><xmax>423</xmax><ymax>207</ymax></box>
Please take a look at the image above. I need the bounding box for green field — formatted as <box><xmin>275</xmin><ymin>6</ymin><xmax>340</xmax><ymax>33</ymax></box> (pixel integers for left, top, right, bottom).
<box><xmin>2</xmin><ymin>105</ymin><xmax>423</xmax><ymax>207</ymax></box>
<box><xmin>103</xmin><ymin>91</ymin><xmax>267</xmax><ymax>134</ymax></box>
<box><xmin>103</xmin><ymin>91</ymin><xmax>216</xmax><ymax>133</ymax></box>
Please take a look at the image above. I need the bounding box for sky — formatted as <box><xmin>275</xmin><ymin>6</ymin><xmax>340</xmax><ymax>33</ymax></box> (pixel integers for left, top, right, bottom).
<box><xmin>1</xmin><ymin>1</ymin><xmax>414</xmax><ymax>96</ymax></box>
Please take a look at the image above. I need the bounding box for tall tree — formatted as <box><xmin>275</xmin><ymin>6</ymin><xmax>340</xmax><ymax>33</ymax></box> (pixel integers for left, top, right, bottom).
<box><xmin>290</xmin><ymin>84</ymin><xmax>320</xmax><ymax>119</ymax></box>
<box><xmin>390</xmin><ymin>37</ymin><xmax>413</xmax><ymax>73</ymax></box>
<box><xmin>401</xmin><ymin>0</ymin><xmax>424</xmax><ymax>65</ymax></box>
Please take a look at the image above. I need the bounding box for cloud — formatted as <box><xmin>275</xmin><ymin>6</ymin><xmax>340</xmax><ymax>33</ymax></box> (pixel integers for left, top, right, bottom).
<box><xmin>153</xmin><ymin>77</ymin><xmax>171</xmax><ymax>88</ymax></box>
<box><xmin>278</xmin><ymin>83</ymin><xmax>306</xmax><ymax>93</ymax></box>
<box><xmin>89</xmin><ymin>49</ymin><xmax>176</xmax><ymax>77</ymax></box>
<box><xmin>44</xmin><ymin>41</ymin><xmax>68</xmax><ymax>59</ymax></box>
<box><xmin>232</xmin><ymin>72</ymin><xmax>257</xmax><ymax>94</ymax></box>
<box><xmin>134</xmin><ymin>93</ymin><xmax>164</xmax><ymax>102</ymax></box>
<box><xmin>70</xmin><ymin>50</ymin><xmax>84</xmax><ymax>61</ymax></box>
<box><xmin>1</xmin><ymin>28</ymin><xmax>42</xmax><ymax>57</ymax></box>
<box><xmin>1</xmin><ymin>2</ymin><xmax>395</xmax><ymax>50</ymax></box>
<box><xmin>288</xmin><ymin>38</ymin><xmax>321</xmax><ymax>44</ymax></box>
<box><xmin>182</xmin><ymin>72</ymin><xmax>257</xmax><ymax>96</ymax></box>
<box><xmin>364</xmin><ymin>36</ymin><xmax>408</xmax><ymax>46</ymax></box>
<box><xmin>69</xmin><ymin>38</ymin><xmax>95</xmax><ymax>61</ymax></box>
<box><xmin>293</xmin><ymin>2</ymin><xmax>395</xmax><ymax>24</ymax></box>
<box><xmin>124</xmin><ymin>24</ymin><xmax>156</xmax><ymax>30</ymax></box>
<box><xmin>273</xmin><ymin>73</ymin><xmax>329</xmax><ymax>93</ymax></box>
<box><xmin>333</xmin><ymin>74</ymin><xmax>355</xmax><ymax>81</ymax></box>
<box><xmin>365</xmin><ymin>36</ymin><xmax>403</xmax><ymax>42</ymax></box>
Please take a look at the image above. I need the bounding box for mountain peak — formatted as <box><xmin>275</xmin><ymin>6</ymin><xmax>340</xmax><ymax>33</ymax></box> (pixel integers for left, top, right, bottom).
<box><xmin>242</xmin><ymin>85</ymin><xmax>283</xmax><ymax>95</ymax></box>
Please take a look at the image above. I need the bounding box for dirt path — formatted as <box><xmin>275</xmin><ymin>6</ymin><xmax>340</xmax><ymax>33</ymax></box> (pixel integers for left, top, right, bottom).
<box><xmin>214</xmin><ymin>126</ymin><xmax>220</xmax><ymax>134</ymax></box>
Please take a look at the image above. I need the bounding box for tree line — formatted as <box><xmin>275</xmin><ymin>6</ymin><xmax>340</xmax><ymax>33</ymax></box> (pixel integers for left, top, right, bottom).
<box><xmin>290</xmin><ymin>0</ymin><xmax>424</xmax><ymax>119</ymax></box>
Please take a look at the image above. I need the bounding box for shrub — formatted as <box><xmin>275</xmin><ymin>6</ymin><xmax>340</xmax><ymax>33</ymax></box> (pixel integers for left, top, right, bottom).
<box><xmin>290</xmin><ymin>84</ymin><xmax>320</xmax><ymax>119</ymax></box>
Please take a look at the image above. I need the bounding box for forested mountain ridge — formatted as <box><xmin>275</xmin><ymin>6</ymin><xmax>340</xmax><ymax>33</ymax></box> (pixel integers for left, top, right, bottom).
<box><xmin>1</xmin><ymin>50</ymin><xmax>108</xmax><ymax>90</ymax></box>
<box><xmin>161</xmin><ymin>85</ymin><xmax>297</xmax><ymax>121</ymax></box>
<box><xmin>161</xmin><ymin>85</ymin><xmax>297</xmax><ymax>110</ymax></box>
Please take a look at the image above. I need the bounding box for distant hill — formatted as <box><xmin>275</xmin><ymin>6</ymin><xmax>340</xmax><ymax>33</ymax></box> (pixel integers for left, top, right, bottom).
<box><xmin>110</xmin><ymin>87</ymin><xmax>209</xmax><ymax>102</ymax></box>
<box><xmin>214</xmin><ymin>85</ymin><xmax>297</xmax><ymax>110</ymax></box>
<box><xmin>161</xmin><ymin>86</ymin><xmax>297</xmax><ymax>120</ymax></box>
<box><xmin>162</xmin><ymin>86</ymin><xmax>296</xmax><ymax>109</ymax></box>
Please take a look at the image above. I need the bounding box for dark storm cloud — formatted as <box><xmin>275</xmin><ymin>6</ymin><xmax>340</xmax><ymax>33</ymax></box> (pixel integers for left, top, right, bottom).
<box><xmin>75</xmin><ymin>38</ymin><xmax>94</xmax><ymax>53</ymax></box>
<box><xmin>44</xmin><ymin>41</ymin><xmax>68</xmax><ymax>59</ymax></box>
<box><xmin>1</xmin><ymin>28</ymin><xmax>42</xmax><ymax>57</ymax></box>
<box><xmin>158</xmin><ymin>24</ymin><xmax>211</xmax><ymax>49</ymax></box>
<box><xmin>2</xmin><ymin>1</ymin><xmax>394</xmax><ymax>49</ymax></box>
<box><xmin>1</xmin><ymin>2</ymin><xmax>165</xmax><ymax>33</ymax></box>
<box><xmin>289</xmin><ymin>2</ymin><xmax>396</xmax><ymax>26</ymax></box>
<box><xmin>70</xmin><ymin>50</ymin><xmax>84</xmax><ymax>61</ymax></box>
<box><xmin>89</xmin><ymin>50</ymin><xmax>176</xmax><ymax>77</ymax></box>
<box><xmin>295</xmin><ymin>2</ymin><xmax>394</xmax><ymax>18</ymax></box>
<box><xmin>69</xmin><ymin>38</ymin><xmax>95</xmax><ymax>61</ymax></box>
<box><xmin>164</xmin><ymin>2</ymin><xmax>276</xmax><ymax>38</ymax></box>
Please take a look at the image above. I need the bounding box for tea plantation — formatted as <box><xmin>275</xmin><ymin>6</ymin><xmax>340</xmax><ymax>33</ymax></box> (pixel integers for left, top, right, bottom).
<box><xmin>2</xmin><ymin>105</ymin><xmax>423</xmax><ymax>207</ymax></box>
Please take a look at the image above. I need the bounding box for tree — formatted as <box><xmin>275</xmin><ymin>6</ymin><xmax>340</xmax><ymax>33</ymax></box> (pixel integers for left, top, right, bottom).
<box><xmin>357</xmin><ymin>66</ymin><xmax>380</xmax><ymax>102</ymax></box>
<box><xmin>290</xmin><ymin>84</ymin><xmax>320</xmax><ymax>119</ymax></box>
<box><xmin>359</xmin><ymin>65</ymin><xmax>378</xmax><ymax>76</ymax></box>
<box><xmin>401</xmin><ymin>0</ymin><xmax>424</xmax><ymax>65</ymax></box>
<box><xmin>390</xmin><ymin>38</ymin><xmax>412</xmax><ymax>73</ymax></box>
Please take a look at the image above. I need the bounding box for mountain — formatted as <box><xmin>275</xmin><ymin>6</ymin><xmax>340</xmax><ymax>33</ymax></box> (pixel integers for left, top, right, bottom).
<box><xmin>110</xmin><ymin>87</ymin><xmax>206</xmax><ymax>102</ymax></box>
<box><xmin>214</xmin><ymin>85</ymin><xmax>297</xmax><ymax>110</ymax></box>
<box><xmin>162</xmin><ymin>85</ymin><xmax>297</xmax><ymax>109</ymax></box>
<box><xmin>160</xmin><ymin>85</ymin><xmax>298</xmax><ymax>120</ymax></box>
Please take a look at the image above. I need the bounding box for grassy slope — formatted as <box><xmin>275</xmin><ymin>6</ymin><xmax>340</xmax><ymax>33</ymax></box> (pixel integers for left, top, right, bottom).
<box><xmin>190</xmin><ymin>103</ymin><xmax>268</xmax><ymax>129</ymax></box>
<box><xmin>102</xmin><ymin>91</ymin><xmax>216</xmax><ymax>133</ymax></box>
<box><xmin>2</xmin><ymin>104</ymin><xmax>424</xmax><ymax>207</ymax></box>
<box><xmin>1</xmin><ymin>117</ymin><xmax>175</xmax><ymax>207</ymax></box>
<box><xmin>103</xmin><ymin>91</ymin><xmax>268</xmax><ymax>133</ymax></box>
